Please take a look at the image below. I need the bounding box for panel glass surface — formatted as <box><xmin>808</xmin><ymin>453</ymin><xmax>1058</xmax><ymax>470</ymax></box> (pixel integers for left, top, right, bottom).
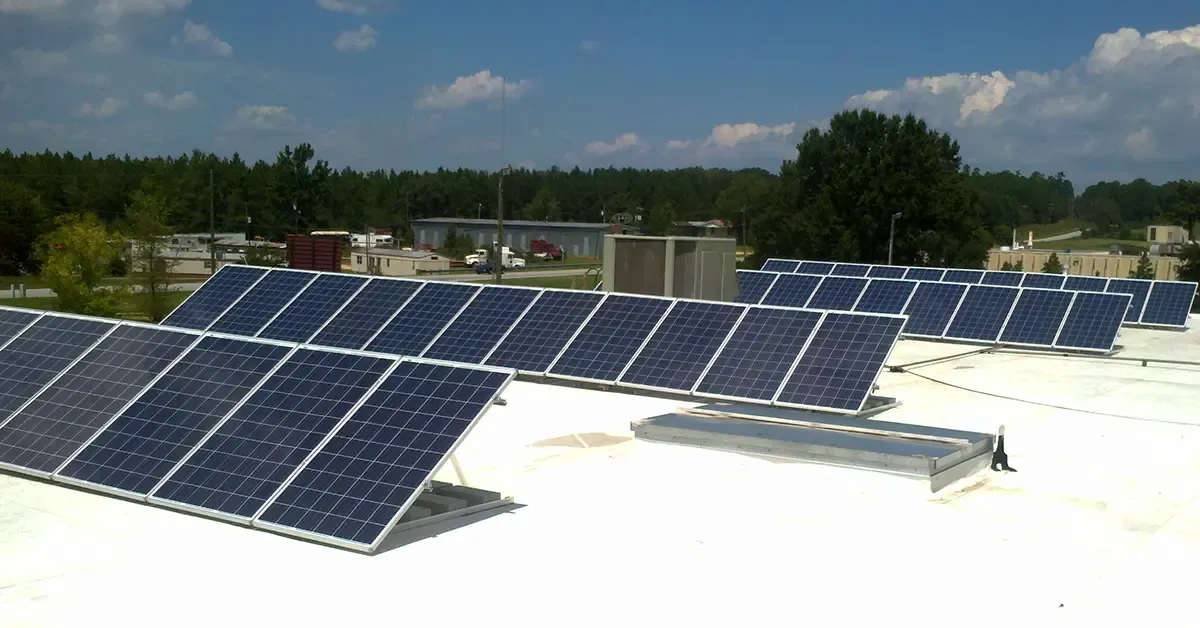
<box><xmin>256</xmin><ymin>362</ymin><xmax>510</xmax><ymax>548</ymax></box>
<box><xmin>694</xmin><ymin>308</ymin><xmax>823</xmax><ymax>401</ymax></box>
<box><xmin>0</xmin><ymin>325</ymin><xmax>196</xmax><ymax>474</ymax></box>
<box><xmin>0</xmin><ymin>309</ymin><xmax>39</xmax><ymax>344</ymax></box>
<box><xmin>161</xmin><ymin>265</ymin><xmax>267</xmax><ymax>330</ymax></box>
<box><xmin>734</xmin><ymin>270</ymin><xmax>778</xmax><ymax>304</ymax></box>
<box><xmin>258</xmin><ymin>274</ymin><xmax>369</xmax><ymax>343</ymax></box>
<box><xmin>58</xmin><ymin>337</ymin><xmax>291</xmax><ymax>495</ymax></box>
<box><xmin>867</xmin><ymin>266</ymin><xmax>907</xmax><ymax>279</ymax></box>
<box><xmin>998</xmin><ymin>289</ymin><xmax>1073</xmax><ymax>346</ymax></box>
<box><xmin>943</xmin><ymin>285</ymin><xmax>1020</xmax><ymax>341</ymax></box>
<box><xmin>152</xmin><ymin>349</ymin><xmax>392</xmax><ymax>518</ymax></box>
<box><xmin>901</xmin><ymin>283</ymin><xmax>968</xmax><ymax>337</ymax></box>
<box><xmin>796</xmin><ymin>261</ymin><xmax>836</xmax><ymax>275</ymax></box>
<box><xmin>1139</xmin><ymin>282</ymin><xmax>1196</xmax><ymax>327</ymax></box>
<box><xmin>484</xmin><ymin>291</ymin><xmax>604</xmax><ymax>372</ymax></box>
<box><xmin>618</xmin><ymin>302</ymin><xmax>745</xmax><ymax>391</ymax></box>
<box><xmin>208</xmin><ymin>270</ymin><xmax>317</xmax><ymax>336</ymax></box>
<box><xmin>942</xmin><ymin>269</ymin><xmax>985</xmax><ymax>283</ymax></box>
<box><xmin>1020</xmin><ymin>274</ymin><xmax>1066</xmax><ymax>290</ymax></box>
<box><xmin>1055</xmin><ymin>292</ymin><xmax>1129</xmax><ymax>352</ymax></box>
<box><xmin>903</xmin><ymin>268</ymin><xmax>946</xmax><ymax>282</ymax></box>
<box><xmin>853</xmin><ymin>279</ymin><xmax>917</xmax><ymax>314</ymax></box>
<box><xmin>805</xmin><ymin>276</ymin><xmax>869</xmax><ymax>311</ymax></box>
<box><xmin>1105</xmin><ymin>279</ymin><xmax>1153</xmax><ymax>322</ymax></box>
<box><xmin>0</xmin><ymin>316</ymin><xmax>116</xmax><ymax>420</ymax></box>
<box><xmin>761</xmin><ymin>259</ymin><xmax>801</xmax><ymax>273</ymax></box>
<box><xmin>309</xmin><ymin>279</ymin><xmax>423</xmax><ymax>349</ymax></box>
<box><xmin>422</xmin><ymin>286</ymin><xmax>540</xmax><ymax>363</ymax></box>
<box><xmin>775</xmin><ymin>313</ymin><xmax>905</xmax><ymax>412</ymax></box>
<box><xmin>364</xmin><ymin>282</ymin><xmax>480</xmax><ymax>356</ymax></box>
<box><xmin>548</xmin><ymin>295</ymin><xmax>671</xmax><ymax>382</ymax></box>
<box><xmin>981</xmin><ymin>271</ymin><xmax>1025</xmax><ymax>287</ymax></box>
<box><xmin>830</xmin><ymin>263</ymin><xmax>871</xmax><ymax>277</ymax></box>
<box><xmin>760</xmin><ymin>274</ymin><xmax>823</xmax><ymax>308</ymax></box>
<box><xmin>1063</xmin><ymin>276</ymin><xmax>1109</xmax><ymax>292</ymax></box>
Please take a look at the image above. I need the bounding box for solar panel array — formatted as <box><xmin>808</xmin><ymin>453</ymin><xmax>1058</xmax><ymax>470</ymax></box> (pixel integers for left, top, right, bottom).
<box><xmin>162</xmin><ymin>265</ymin><xmax>909</xmax><ymax>414</ymax></box>
<box><xmin>0</xmin><ymin>306</ymin><xmax>513</xmax><ymax>553</ymax></box>
<box><xmin>737</xmin><ymin>269</ymin><xmax>1130</xmax><ymax>353</ymax></box>
<box><xmin>758</xmin><ymin>258</ymin><xmax>1197</xmax><ymax>329</ymax></box>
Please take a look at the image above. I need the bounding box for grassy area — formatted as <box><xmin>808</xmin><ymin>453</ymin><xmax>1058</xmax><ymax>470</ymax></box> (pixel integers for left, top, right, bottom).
<box><xmin>1017</xmin><ymin>219</ymin><xmax>1093</xmax><ymax>240</ymax></box>
<box><xmin>499</xmin><ymin>275</ymin><xmax>599</xmax><ymax>290</ymax></box>
<box><xmin>1039</xmin><ymin>238</ymin><xmax>1147</xmax><ymax>252</ymax></box>
<box><xmin>0</xmin><ymin>275</ymin><xmax>208</xmax><ymax>291</ymax></box>
<box><xmin>3</xmin><ymin>291</ymin><xmax>192</xmax><ymax>321</ymax></box>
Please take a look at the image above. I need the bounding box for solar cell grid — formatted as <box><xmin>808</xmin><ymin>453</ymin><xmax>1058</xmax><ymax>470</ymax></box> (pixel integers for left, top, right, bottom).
<box><xmin>760</xmin><ymin>273</ymin><xmax>823</xmax><ymax>308</ymax></box>
<box><xmin>761</xmin><ymin>259</ymin><xmax>801</xmax><ymax>273</ymax></box>
<box><xmin>734</xmin><ymin>270</ymin><xmax>778</xmax><ymax>304</ymax></box>
<box><xmin>902</xmin><ymin>282</ymin><xmax>968</xmax><ymax>337</ymax></box>
<box><xmin>258</xmin><ymin>274</ymin><xmax>369</xmax><ymax>343</ymax></box>
<box><xmin>867</xmin><ymin>266</ymin><xmax>908</xmax><ymax>279</ymax></box>
<box><xmin>853</xmin><ymin>279</ymin><xmax>917</xmax><ymax>314</ymax></box>
<box><xmin>904</xmin><ymin>268</ymin><xmax>946</xmax><ymax>282</ymax></box>
<box><xmin>943</xmin><ymin>285</ymin><xmax>1019</xmax><ymax>342</ymax></box>
<box><xmin>693</xmin><ymin>308</ymin><xmax>823</xmax><ymax>402</ymax></box>
<box><xmin>797</xmin><ymin>261</ymin><xmax>836</xmax><ymax>275</ymax></box>
<box><xmin>942</xmin><ymin>269</ymin><xmax>985</xmax><ymax>284</ymax></box>
<box><xmin>1055</xmin><ymin>292</ymin><xmax>1130</xmax><ymax>352</ymax></box>
<box><xmin>547</xmin><ymin>295</ymin><xmax>672</xmax><ymax>383</ymax></box>
<box><xmin>483</xmin><ymin>290</ymin><xmax>604</xmax><ymax>373</ymax></box>
<box><xmin>309</xmin><ymin>279</ymin><xmax>423</xmax><ymax>349</ymax></box>
<box><xmin>0</xmin><ymin>308</ymin><xmax>40</xmax><ymax>346</ymax></box>
<box><xmin>805</xmin><ymin>276</ymin><xmax>868</xmax><ymax>311</ymax></box>
<box><xmin>998</xmin><ymin>289</ymin><xmax>1074</xmax><ymax>347</ymax></box>
<box><xmin>774</xmin><ymin>313</ymin><xmax>904</xmax><ymax>413</ymax></box>
<box><xmin>208</xmin><ymin>270</ymin><xmax>317</xmax><ymax>336</ymax></box>
<box><xmin>364</xmin><ymin>282</ymin><xmax>480</xmax><ymax>356</ymax></box>
<box><xmin>1139</xmin><ymin>281</ymin><xmax>1196</xmax><ymax>327</ymax></box>
<box><xmin>421</xmin><ymin>286</ymin><xmax>541</xmax><ymax>363</ymax></box>
<box><xmin>830</xmin><ymin>263</ymin><xmax>871</xmax><ymax>277</ymax></box>
<box><xmin>1105</xmin><ymin>279</ymin><xmax>1153</xmax><ymax>322</ymax></box>
<box><xmin>1063</xmin><ymin>276</ymin><xmax>1109</xmax><ymax>292</ymax></box>
<box><xmin>0</xmin><ymin>316</ymin><xmax>117</xmax><ymax>421</ymax></box>
<box><xmin>1020</xmin><ymin>273</ymin><xmax>1066</xmax><ymax>290</ymax></box>
<box><xmin>618</xmin><ymin>301</ymin><xmax>746</xmax><ymax>392</ymax></box>
<box><xmin>161</xmin><ymin>265</ymin><xmax>267</xmax><ymax>330</ymax></box>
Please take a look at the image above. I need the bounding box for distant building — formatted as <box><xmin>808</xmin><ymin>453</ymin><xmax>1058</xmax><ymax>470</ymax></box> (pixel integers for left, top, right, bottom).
<box><xmin>1147</xmin><ymin>225</ymin><xmax>1190</xmax><ymax>244</ymax></box>
<box><xmin>129</xmin><ymin>249</ymin><xmax>245</xmax><ymax>275</ymax></box>
<box><xmin>166</xmin><ymin>232</ymin><xmax>248</xmax><ymax>254</ymax></box>
<box><xmin>413</xmin><ymin>218</ymin><xmax>634</xmax><ymax>258</ymax></box>
<box><xmin>674</xmin><ymin>220</ymin><xmax>730</xmax><ymax>238</ymax></box>
<box><xmin>350</xmin><ymin>248</ymin><xmax>451</xmax><ymax>277</ymax></box>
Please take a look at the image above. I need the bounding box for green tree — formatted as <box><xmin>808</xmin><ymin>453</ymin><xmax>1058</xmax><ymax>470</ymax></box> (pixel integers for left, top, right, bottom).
<box><xmin>1130</xmin><ymin>252</ymin><xmax>1155</xmax><ymax>279</ymax></box>
<box><xmin>1177</xmin><ymin>244</ymin><xmax>1200</xmax><ymax>283</ymax></box>
<box><xmin>1013</xmin><ymin>259</ymin><xmax>1024</xmax><ymax>271</ymax></box>
<box><xmin>125</xmin><ymin>191</ymin><xmax>178</xmax><ymax>322</ymax></box>
<box><xmin>0</xmin><ymin>181</ymin><xmax>51</xmax><ymax>276</ymax></box>
<box><xmin>1163</xmin><ymin>180</ymin><xmax>1200</xmax><ymax>239</ymax></box>
<box><xmin>645</xmin><ymin>200</ymin><xmax>677</xmax><ymax>236</ymax></box>
<box><xmin>438</xmin><ymin>225</ymin><xmax>475</xmax><ymax>259</ymax></box>
<box><xmin>37</xmin><ymin>213</ymin><xmax>127</xmax><ymax>316</ymax></box>
<box><xmin>243</xmin><ymin>245</ymin><xmax>286</xmax><ymax>267</ymax></box>
<box><xmin>521</xmin><ymin>188</ymin><xmax>562</xmax><ymax>222</ymax></box>
<box><xmin>1001</xmin><ymin>261</ymin><xmax>1014</xmax><ymax>271</ymax></box>
<box><xmin>1041</xmin><ymin>253</ymin><xmax>1064</xmax><ymax>274</ymax></box>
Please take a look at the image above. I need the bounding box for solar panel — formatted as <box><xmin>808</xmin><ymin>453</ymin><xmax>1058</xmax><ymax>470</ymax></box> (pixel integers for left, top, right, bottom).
<box><xmin>805</xmin><ymin>276</ymin><xmax>868</xmax><ymax>311</ymax></box>
<box><xmin>761</xmin><ymin>259</ymin><xmax>801</xmax><ymax>273</ymax></box>
<box><xmin>1105</xmin><ymin>279</ymin><xmax>1152</xmax><ymax>322</ymax></box>
<box><xmin>1020</xmin><ymin>273</ymin><xmax>1066</xmax><ymax>290</ymax></box>
<box><xmin>734</xmin><ymin>270</ymin><xmax>779</xmax><ymax>304</ymax></box>
<box><xmin>1063</xmin><ymin>276</ymin><xmax>1109</xmax><ymax>292</ymax></box>
<box><xmin>942</xmin><ymin>269</ymin><xmax>985</xmax><ymax>284</ymax></box>
<box><xmin>760</xmin><ymin>273</ymin><xmax>823</xmax><ymax>308</ymax></box>
<box><xmin>943</xmin><ymin>285</ymin><xmax>1020</xmax><ymax>342</ymax></box>
<box><xmin>867</xmin><ymin>266</ymin><xmax>907</xmax><ymax>279</ymax></box>
<box><xmin>998</xmin><ymin>289</ymin><xmax>1074</xmax><ymax>347</ymax></box>
<box><xmin>254</xmin><ymin>361</ymin><xmax>513</xmax><ymax>552</ymax></box>
<box><xmin>483</xmin><ymin>290</ymin><xmax>604</xmax><ymax>373</ymax></box>
<box><xmin>830</xmin><ymin>263</ymin><xmax>871</xmax><ymax>277</ymax></box>
<box><xmin>617</xmin><ymin>301</ymin><xmax>746</xmax><ymax>392</ymax></box>
<box><xmin>162</xmin><ymin>265</ymin><xmax>267</xmax><ymax>330</ymax></box>
<box><xmin>421</xmin><ymin>286</ymin><xmax>541</xmax><ymax>363</ymax></box>
<box><xmin>797</xmin><ymin>261</ymin><xmax>835</xmax><ymax>275</ymax></box>
<box><xmin>547</xmin><ymin>295</ymin><xmax>672</xmax><ymax>383</ymax></box>
<box><xmin>774</xmin><ymin>313</ymin><xmax>905</xmax><ymax>413</ymax></box>
<box><xmin>904</xmin><ymin>268</ymin><xmax>946</xmax><ymax>282</ymax></box>
<box><xmin>902</xmin><ymin>282</ymin><xmax>968</xmax><ymax>337</ymax></box>
<box><xmin>207</xmin><ymin>269</ymin><xmax>317</xmax><ymax>336</ymax></box>
<box><xmin>309</xmin><ymin>279</ymin><xmax>423</xmax><ymax>349</ymax></box>
<box><xmin>0</xmin><ymin>325</ymin><xmax>199</xmax><ymax>476</ymax></box>
<box><xmin>149</xmin><ymin>349</ymin><xmax>393</xmax><ymax>522</ymax></box>
<box><xmin>56</xmin><ymin>337</ymin><xmax>293</xmax><ymax>497</ymax></box>
<box><xmin>258</xmin><ymin>274</ymin><xmax>370</xmax><ymax>343</ymax></box>
<box><xmin>1055</xmin><ymin>292</ymin><xmax>1130</xmax><ymax>353</ymax></box>
<box><xmin>693</xmin><ymin>308</ymin><xmax>823</xmax><ymax>402</ymax></box>
<box><xmin>1139</xmin><ymin>281</ymin><xmax>1196</xmax><ymax>327</ymax></box>
<box><xmin>0</xmin><ymin>316</ymin><xmax>116</xmax><ymax>421</ymax></box>
<box><xmin>981</xmin><ymin>271</ymin><xmax>1025</xmax><ymax>287</ymax></box>
<box><xmin>853</xmin><ymin>279</ymin><xmax>917</xmax><ymax>314</ymax></box>
<box><xmin>0</xmin><ymin>308</ymin><xmax>40</xmax><ymax>345</ymax></box>
<box><xmin>364</xmin><ymin>282</ymin><xmax>480</xmax><ymax>356</ymax></box>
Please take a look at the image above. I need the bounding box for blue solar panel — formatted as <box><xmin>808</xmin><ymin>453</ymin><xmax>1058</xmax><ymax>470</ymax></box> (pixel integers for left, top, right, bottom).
<box><xmin>258</xmin><ymin>274</ymin><xmax>369</xmax><ymax>343</ymax></box>
<box><xmin>150</xmin><ymin>349</ymin><xmax>393</xmax><ymax>520</ymax></box>
<box><xmin>942</xmin><ymin>269</ymin><xmax>985</xmax><ymax>283</ymax></box>
<box><xmin>56</xmin><ymin>337</ymin><xmax>291</xmax><ymax>496</ymax></box>
<box><xmin>255</xmin><ymin>361</ymin><xmax>512</xmax><ymax>551</ymax></box>
<box><xmin>734</xmin><ymin>270</ymin><xmax>779</xmax><ymax>304</ymax></box>
<box><xmin>618</xmin><ymin>301</ymin><xmax>746</xmax><ymax>392</ymax></box>
<box><xmin>1105</xmin><ymin>279</ymin><xmax>1152</xmax><ymax>322</ymax></box>
<box><xmin>806</xmin><ymin>276</ymin><xmax>868</xmax><ymax>310</ymax></box>
<box><xmin>0</xmin><ymin>309</ymin><xmax>40</xmax><ymax>345</ymax></box>
<box><xmin>774</xmin><ymin>313</ymin><xmax>904</xmax><ymax>413</ymax></box>
<box><xmin>998</xmin><ymin>289</ymin><xmax>1074</xmax><ymax>346</ymax></box>
<box><xmin>943</xmin><ymin>285</ymin><xmax>1020</xmax><ymax>341</ymax></box>
<box><xmin>1063</xmin><ymin>276</ymin><xmax>1109</xmax><ymax>292</ymax></box>
<box><xmin>309</xmin><ymin>279</ymin><xmax>422</xmax><ymax>349</ymax></box>
<box><xmin>422</xmin><ymin>286</ymin><xmax>541</xmax><ymax>363</ymax></box>
<box><xmin>797</xmin><ymin>261</ymin><xmax>835</xmax><ymax>275</ymax></box>
<box><xmin>853</xmin><ymin>279</ymin><xmax>917</xmax><ymax>314</ymax></box>
<box><xmin>208</xmin><ymin>270</ymin><xmax>317</xmax><ymax>336</ymax></box>
<box><xmin>902</xmin><ymin>283</ymin><xmax>968</xmax><ymax>337</ymax></box>
<box><xmin>760</xmin><ymin>274</ymin><xmax>822</xmax><ymax>308</ymax></box>
<box><xmin>162</xmin><ymin>265</ymin><xmax>267</xmax><ymax>330</ymax></box>
<box><xmin>1139</xmin><ymin>281</ymin><xmax>1196</xmax><ymax>327</ymax></box>
<box><xmin>0</xmin><ymin>316</ymin><xmax>116</xmax><ymax>421</ymax></box>
<box><xmin>484</xmin><ymin>291</ymin><xmax>604</xmax><ymax>373</ymax></box>
<box><xmin>548</xmin><ymin>295</ymin><xmax>671</xmax><ymax>382</ymax></box>
<box><xmin>981</xmin><ymin>271</ymin><xmax>1025</xmax><ymax>287</ymax></box>
<box><xmin>904</xmin><ymin>268</ymin><xmax>946</xmax><ymax>282</ymax></box>
<box><xmin>867</xmin><ymin>266</ymin><xmax>907</xmax><ymax>279</ymax></box>
<box><xmin>1020</xmin><ymin>273</ymin><xmax>1066</xmax><ymax>290</ymax></box>
<box><xmin>830</xmin><ymin>263</ymin><xmax>871</xmax><ymax>277</ymax></box>
<box><xmin>0</xmin><ymin>325</ymin><xmax>198</xmax><ymax>475</ymax></box>
<box><xmin>693</xmin><ymin>308</ymin><xmax>823</xmax><ymax>402</ymax></box>
<box><xmin>761</xmin><ymin>259</ymin><xmax>800</xmax><ymax>273</ymax></box>
<box><xmin>364</xmin><ymin>282</ymin><xmax>480</xmax><ymax>356</ymax></box>
<box><xmin>1055</xmin><ymin>292</ymin><xmax>1130</xmax><ymax>352</ymax></box>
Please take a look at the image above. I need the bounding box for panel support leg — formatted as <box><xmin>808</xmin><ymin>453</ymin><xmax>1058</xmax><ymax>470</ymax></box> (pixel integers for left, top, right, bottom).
<box><xmin>450</xmin><ymin>454</ymin><xmax>468</xmax><ymax>486</ymax></box>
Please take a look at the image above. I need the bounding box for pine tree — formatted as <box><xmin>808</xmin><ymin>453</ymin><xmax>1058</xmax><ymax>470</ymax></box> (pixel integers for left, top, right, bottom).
<box><xmin>1130</xmin><ymin>252</ymin><xmax>1154</xmax><ymax>279</ymax></box>
<box><xmin>1041</xmin><ymin>252</ymin><xmax>1064</xmax><ymax>274</ymax></box>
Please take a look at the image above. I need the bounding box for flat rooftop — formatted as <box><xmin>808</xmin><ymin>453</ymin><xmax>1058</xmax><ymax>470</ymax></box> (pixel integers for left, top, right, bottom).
<box><xmin>3</xmin><ymin>324</ymin><xmax>1200</xmax><ymax>625</ymax></box>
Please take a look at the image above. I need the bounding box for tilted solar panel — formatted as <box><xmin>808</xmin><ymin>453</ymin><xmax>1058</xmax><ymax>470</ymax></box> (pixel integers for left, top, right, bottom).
<box><xmin>1063</xmin><ymin>276</ymin><xmax>1109</xmax><ymax>292</ymax></box>
<box><xmin>1054</xmin><ymin>292</ymin><xmax>1130</xmax><ymax>353</ymax></box>
<box><xmin>981</xmin><ymin>271</ymin><xmax>1024</xmax><ymax>287</ymax></box>
<box><xmin>830</xmin><ymin>263</ymin><xmax>871</xmax><ymax>277</ymax></box>
<box><xmin>364</xmin><ymin>282</ymin><xmax>480</xmax><ymax>356</ymax></box>
<box><xmin>943</xmin><ymin>285</ymin><xmax>1020</xmax><ymax>342</ymax></box>
<box><xmin>734</xmin><ymin>270</ymin><xmax>779</xmax><ymax>304</ymax></box>
<box><xmin>902</xmin><ymin>282</ymin><xmax>968</xmax><ymax>337</ymax></box>
<box><xmin>774</xmin><ymin>312</ymin><xmax>905</xmax><ymax>413</ymax></box>
<box><xmin>760</xmin><ymin>273</ymin><xmax>823</xmax><ymax>308</ymax></box>
<box><xmin>0</xmin><ymin>308</ymin><xmax>40</xmax><ymax>346</ymax></box>
<box><xmin>207</xmin><ymin>269</ymin><xmax>317</xmax><ymax>336</ymax></box>
<box><xmin>693</xmin><ymin>308</ymin><xmax>824</xmax><ymax>403</ymax></box>
<box><xmin>867</xmin><ymin>266</ymin><xmax>908</xmax><ymax>279</ymax></box>
<box><xmin>161</xmin><ymin>265</ymin><xmax>267</xmax><ymax>330</ymax></box>
<box><xmin>998</xmin><ymin>289</ymin><xmax>1074</xmax><ymax>347</ymax></box>
<box><xmin>805</xmin><ymin>276</ymin><xmax>869</xmax><ymax>311</ymax></box>
<box><xmin>853</xmin><ymin>279</ymin><xmax>917</xmax><ymax>315</ymax></box>
<box><xmin>422</xmin><ymin>286</ymin><xmax>541</xmax><ymax>363</ymax></box>
<box><xmin>904</xmin><ymin>267</ymin><xmax>946</xmax><ymax>282</ymax></box>
<box><xmin>618</xmin><ymin>301</ymin><xmax>746</xmax><ymax>392</ymax></box>
<box><xmin>942</xmin><ymin>269</ymin><xmax>985</xmax><ymax>284</ymax></box>
<box><xmin>257</xmin><ymin>274</ymin><xmax>369</xmax><ymax>343</ymax></box>
<box><xmin>797</xmin><ymin>261</ymin><xmax>836</xmax><ymax>275</ymax></box>
<box><xmin>309</xmin><ymin>279</ymin><xmax>423</xmax><ymax>349</ymax></box>
<box><xmin>0</xmin><ymin>315</ymin><xmax>116</xmax><ymax>421</ymax></box>
<box><xmin>483</xmin><ymin>290</ymin><xmax>604</xmax><ymax>373</ymax></box>
<box><xmin>547</xmin><ymin>294</ymin><xmax>672</xmax><ymax>383</ymax></box>
<box><xmin>1139</xmin><ymin>281</ymin><xmax>1196</xmax><ymax>327</ymax></box>
<box><xmin>1105</xmin><ymin>279</ymin><xmax>1152</xmax><ymax>323</ymax></box>
<box><xmin>1020</xmin><ymin>273</ymin><xmax>1066</xmax><ymax>290</ymax></box>
<box><xmin>761</xmin><ymin>259</ymin><xmax>801</xmax><ymax>273</ymax></box>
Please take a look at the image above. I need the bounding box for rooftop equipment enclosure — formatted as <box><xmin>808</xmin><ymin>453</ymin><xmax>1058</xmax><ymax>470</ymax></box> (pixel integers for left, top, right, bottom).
<box><xmin>602</xmin><ymin>234</ymin><xmax>738</xmax><ymax>301</ymax></box>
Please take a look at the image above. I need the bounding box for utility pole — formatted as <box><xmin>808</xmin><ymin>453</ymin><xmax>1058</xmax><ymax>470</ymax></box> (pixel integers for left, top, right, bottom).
<box><xmin>365</xmin><ymin>223</ymin><xmax>371</xmax><ymax>275</ymax></box>
<box><xmin>209</xmin><ymin>168</ymin><xmax>216</xmax><ymax>275</ymax></box>
<box><xmin>888</xmin><ymin>212</ymin><xmax>902</xmax><ymax>265</ymax></box>
<box><xmin>741</xmin><ymin>205</ymin><xmax>748</xmax><ymax>247</ymax></box>
<box><xmin>495</xmin><ymin>76</ymin><xmax>507</xmax><ymax>286</ymax></box>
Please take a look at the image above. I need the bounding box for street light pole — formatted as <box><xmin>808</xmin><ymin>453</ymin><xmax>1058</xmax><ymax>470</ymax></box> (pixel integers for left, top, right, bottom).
<box><xmin>888</xmin><ymin>212</ymin><xmax>902</xmax><ymax>265</ymax></box>
<box><xmin>496</xmin><ymin>165</ymin><xmax>511</xmax><ymax>285</ymax></box>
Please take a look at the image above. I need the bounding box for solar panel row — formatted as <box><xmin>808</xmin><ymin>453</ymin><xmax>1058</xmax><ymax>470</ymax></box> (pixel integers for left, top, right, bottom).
<box><xmin>737</xmin><ymin>270</ymin><xmax>1129</xmax><ymax>353</ymax></box>
<box><xmin>759</xmin><ymin>258</ymin><xmax>1197</xmax><ymax>328</ymax></box>
<box><xmin>0</xmin><ymin>309</ymin><xmax>514</xmax><ymax>553</ymax></box>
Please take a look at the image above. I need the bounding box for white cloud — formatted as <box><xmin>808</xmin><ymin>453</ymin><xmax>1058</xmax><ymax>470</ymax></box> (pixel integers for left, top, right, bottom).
<box><xmin>580</xmin><ymin>40</ymin><xmax>598</xmax><ymax>52</ymax></box>
<box><xmin>174</xmin><ymin>20</ymin><xmax>232</xmax><ymax>57</ymax></box>
<box><xmin>333</xmin><ymin>25</ymin><xmax>378</xmax><ymax>53</ymax></box>
<box><xmin>4</xmin><ymin>119</ymin><xmax>68</xmax><ymax>135</ymax></box>
<box><xmin>77</xmin><ymin>97</ymin><xmax>126</xmax><ymax>119</ymax></box>
<box><xmin>0</xmin><ymin>0</ymin><xmax>66</xmax><ymax>14</ymax></box>
<box><xmin>585</xmin><ymin>132</ymin><xmax>646</xmax><ymax>155</ymax></box>
<box><xmin>317</xmin><ymin>0</ymin><xmax>387</xmax><ymax>14</ymax></box>
<box><xmin>94</xmin><ymin>0</ymin><xmax>189</xmax><ymax>25</ymax></box>
<box><xmin>230</xmin><ymin>105</ymin><xmax>297</xmax><ymax>131</ymax></box>
<box><xmin>88</xmin><ymin>33</ymin><xmax>123</xmax><ymax>54</ymax></box>
<box><xmin>664</xmin><ymin>139</ymin><xmax>692</xmax><ymax>151</ymax></box>
<box><xmin>144</xmin><ymin>90</ymin><xmax>197</xmax><ymax>111</ymax></box>
<box><xmin>705</xmin><ymin>122</ymin><xmax>796</xmax><ymax>148</ymax></box>
<box><xmin>415</xmin><ymin>70</ymin><xmax>533</xmax><ymax>110</ymax></box>
<box><xmin>13</xmin><ymin>48</ymin><xmax>67</xmax><ymax>76</ymax></box>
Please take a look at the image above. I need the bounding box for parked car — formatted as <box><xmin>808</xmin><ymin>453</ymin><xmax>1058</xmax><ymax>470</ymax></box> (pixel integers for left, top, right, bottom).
<box><xmin>475</xmin><ymin>262</ymin><xmax>495</xmax><ymax>274</ymax></box>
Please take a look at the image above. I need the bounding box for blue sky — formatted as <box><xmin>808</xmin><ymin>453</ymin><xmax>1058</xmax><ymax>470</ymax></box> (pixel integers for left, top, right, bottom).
<box><xmin>2</xmin><ymin>0</ymin><xmax>1199</xmax><ymax>186</ymax></box>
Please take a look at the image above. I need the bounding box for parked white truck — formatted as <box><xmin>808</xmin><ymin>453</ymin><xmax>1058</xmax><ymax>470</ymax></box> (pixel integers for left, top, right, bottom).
<box><xmin>464</xmin><ymin>247</ymin><xmax>526</xmax><ymax>268</ymax></box>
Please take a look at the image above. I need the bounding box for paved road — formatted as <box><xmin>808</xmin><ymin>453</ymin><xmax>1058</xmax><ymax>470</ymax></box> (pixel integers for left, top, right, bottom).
<box><xmin>1033</xmin><ymin>230</ymin><xmax>1083</xmax><ymax>243</ymax></box>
